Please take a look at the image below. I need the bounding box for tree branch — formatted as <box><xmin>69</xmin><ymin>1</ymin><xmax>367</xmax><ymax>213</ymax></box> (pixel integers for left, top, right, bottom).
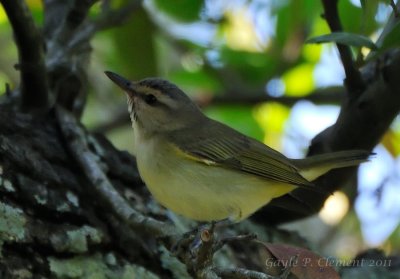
<box><xmin>1</xmin><ymin>0</ymin><xmax>49</xmax><ymax>112</ymax></box>
<box><xmin>210</xmin><ymin>86</ymin><xmax>344</xmax><ymax>106</ymax></box>
<box><xmin>213</xmin><ymin>267</ymin><xmax>276</xmax><ymax>279</ymax></box>
<box><xmin>67</xmin><ymin>0</ymin><xmax>142</xmax><ymax>52</ymax></box>
<box><xmin>321</xmin><ymin>0</ymin><xmax>365</xmax><ymax>94</ymax></box>
<box><xmin>43</xmin><ymin>0</ymin><xmax>141</xmax><ymax>117</ymax></box>
<box><xmin>257</xmin><ymin>49</ymin><xmax>400</xmax><ymax>225</ymax></box>
<box><xmin>389</xmin><ymin>0</ymin><xmax>399</xmax><ymax>17</ymax></box>
<box><xmin>55</xmin><ymin>106</ymin><xmax>175</xmax><ymax>237</ymax></box>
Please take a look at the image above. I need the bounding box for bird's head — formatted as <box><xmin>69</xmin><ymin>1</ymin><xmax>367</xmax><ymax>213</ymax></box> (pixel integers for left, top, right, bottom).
<box><xmin>105</xmin><ymin>71</ymin><xmax>203</xmax><ymax>134</ymax></box>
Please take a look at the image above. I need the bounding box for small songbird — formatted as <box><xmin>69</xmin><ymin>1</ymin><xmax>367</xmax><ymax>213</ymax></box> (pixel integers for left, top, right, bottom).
<box><xmin>105</xmin><ymin>71</ymin><xmax>370</xmax><ymax>222</ymax></box>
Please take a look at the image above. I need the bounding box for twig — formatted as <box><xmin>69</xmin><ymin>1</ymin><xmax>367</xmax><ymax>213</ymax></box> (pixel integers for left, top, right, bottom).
<box><xmin>55</xmin><ymin>106</ymin><xmax>175</xmax><ymax>237</ymax></box>
<box><xmin>67</xmin><ymin>0</ymin><xmax>142</xmax><ymax>51</ymax></box>
<box><xmin>173</xmin><ymin>222</ymin><xmax>261</xmax><ymax>278</ymax></box>
<box><xmin>278</xmin><ymin>254</ymin><xmax>298</xmax><ymax>279</ymax></box>
<box><xmin>213</xmin><ymin>267</ymin><xmax>276</xmax><ymax>279</ymax></box>
<box><xmin>390</xmin><ymin>0</ymin><xmax>399</xmax><ymax>17</ymax></box>
<box><xmin>5</xmin><ymin>83</ymin><xmax>11</xmax><ymax>97</ymax></box>
<box><xmin>210</xmin><ymin>86</ymin><xmax>344</xmax><ymax>106</ymax></box>
<box><xmin>214</xmin><ymin>233</ymin><xmax>257</xmax><ymax>252</ymax></box>
<box><xmin>321</xmin><ymin>0</ymin><xmax>365</xmax><ymax>94</ymax></box>
<box><xmin>1</xmin><ymin>0</ymin><xmax>49</xmax><ymax>112</ymax></box>
<box><xmin>372</xmin><ymin>0</ymin><xmax>400</xmax><ymax>50</ymax></box>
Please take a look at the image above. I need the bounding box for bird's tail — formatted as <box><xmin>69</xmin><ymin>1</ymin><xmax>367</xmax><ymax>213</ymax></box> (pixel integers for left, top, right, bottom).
<box><xmin>292</xmin><ymin>150</ymin><xmax>373</xmax><ymax>182</ymax></box>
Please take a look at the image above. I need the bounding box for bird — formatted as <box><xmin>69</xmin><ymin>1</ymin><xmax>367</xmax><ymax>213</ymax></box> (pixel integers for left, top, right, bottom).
<box><xmin>105</xmin><ymin>71</ymin><xmax>370</xmax><ymax>223</ymax></box>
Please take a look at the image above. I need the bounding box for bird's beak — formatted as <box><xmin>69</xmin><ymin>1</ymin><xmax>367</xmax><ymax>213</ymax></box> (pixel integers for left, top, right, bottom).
<box><xmin>104</xmin><ymin>71</ymin><xmax>134</xmax><ymax>93</ymax></box>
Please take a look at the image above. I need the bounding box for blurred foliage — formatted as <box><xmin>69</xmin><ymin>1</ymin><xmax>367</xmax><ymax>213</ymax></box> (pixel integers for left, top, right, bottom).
<box><xmin>153</xmin><ymin>0</ymin><xmax>203</xmax><ymax>22</ymax></box>
<box><xmin>306</xmin><ymin>32</ymin><xmax>378</xmax><ymax>50</ymax></box>
<box><xmin>1</xmin><ymin>0</ymin><xmax>400</xmax><ymax>261</ymax></box>
<box><xmin>112</xmin><ymin>8</ymin><xmax>157</xmax><ymax>79</ymax></box>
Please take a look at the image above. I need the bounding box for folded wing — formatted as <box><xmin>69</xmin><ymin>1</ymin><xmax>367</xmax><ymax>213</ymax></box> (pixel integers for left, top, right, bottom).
<box><xmin>168</xmin><ymin>119</ymin><xmax>313</xmax><ymax>188</ymax></box>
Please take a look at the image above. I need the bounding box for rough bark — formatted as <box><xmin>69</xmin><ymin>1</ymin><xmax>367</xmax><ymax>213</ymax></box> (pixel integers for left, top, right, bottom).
<box><xmin>1</xmin><ymin>104</ymin><xmax>399</xmax><ymax>278</ymax></box>
<box><xmin>1</xmin><ymin>0</ymin><xmax>400</xmax><ymax>278</ymax></box>
<box><xmin>0</xmin><ymin>106</ymin><xmax>168</xmax><ymax>278</ymax></box>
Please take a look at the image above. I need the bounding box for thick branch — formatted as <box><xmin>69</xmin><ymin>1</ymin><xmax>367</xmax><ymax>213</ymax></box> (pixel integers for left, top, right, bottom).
<box><xmin>1</xmin><ymin>0</ymin><xmax>49</xmax><ymax>112</ymax></box>
<box><xmin>55</xmin><ymin>107</ymin><xmax>175</xmax><ymax>237</ymax></box>
<box><xmin>321</xmin><ymin>0</ymin><xmax>365</xmax><ymax>94</ymax></box>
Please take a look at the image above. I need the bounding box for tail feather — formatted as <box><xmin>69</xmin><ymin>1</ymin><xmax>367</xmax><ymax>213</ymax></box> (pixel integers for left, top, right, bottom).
<box><xmin>292</xmin><ymin>150</ymin><xmax>373</xmax><ymax>182</ymax></box>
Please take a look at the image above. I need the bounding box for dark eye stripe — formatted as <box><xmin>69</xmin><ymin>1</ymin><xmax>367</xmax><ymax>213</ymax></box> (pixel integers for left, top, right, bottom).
<box><xmin>144</xmin><ymin>94</ymin><xmax>157</xmax><ymax>105</ymax></box>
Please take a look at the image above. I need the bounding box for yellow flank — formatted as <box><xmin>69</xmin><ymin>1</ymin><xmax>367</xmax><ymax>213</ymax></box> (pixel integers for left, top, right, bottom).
<box><xmin>299</xmin><ymin>166</ymin><xmax>333</xmax><ymax>182</ymax></box>
<box><xmin>134</xmin><ymin>135</ymin><xmax>295</xmax><ymax>222</ymax></box>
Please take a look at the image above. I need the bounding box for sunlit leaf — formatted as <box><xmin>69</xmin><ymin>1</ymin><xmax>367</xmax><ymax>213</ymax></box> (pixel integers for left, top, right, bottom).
<box><xmin>306</xmin><ymin>32</ymin><xmax>377</xmax><ymax>50</ymax></box>
<box><xmin>302</xmin><ymin>44</ymin><xmax>322</xmax><ymax>63</ymax></box>
<box><xmin>27</xmin><ymin>0</ymin><xmax>43</xmax><ymax>24</ymax></box>
<box><xmin>319</xmin><ymin>191</ymin><xmax>350</xmax><ymax>225</ymax></box>
<box><xmin>153</xmin><ymin>0</ymin><xmax>203</xmax><ymax>22</ymax></box>
<box><xmin>381</xmin><ymin>129</ymin><xmax>400</xmax><ymax>156</ymax></box>
<box><xmin>282</xmin><ymin>64</ymin><xmax>315</xmax><ymax>96</ymax></box>
<box><xmin>0</xmin><ymin>72</ymin><xmax>9</xmax><ymax>97</ymax></box>
<box><xmin>387</xmin><ymin>224</ymin><xmax>400</xmax><ymax>251</ymax></box>
<box><xmin>0</xmin><ymin>6</ymin><xmax>6</xmax><ymax>24</ymax></box>
<box><xmin>222</xmin><ymin>7</ymin><xmax>265</xmax><ymax>52</ymax></box>
<box><xmin>27</xmin><ymin>0</ymin><xmax>41</xmax><ymax>8</ymax></box>
<box><xmin>253</xmin><ymin>103</ymin><xmax>289</xmax><ymax>150</ymax></box>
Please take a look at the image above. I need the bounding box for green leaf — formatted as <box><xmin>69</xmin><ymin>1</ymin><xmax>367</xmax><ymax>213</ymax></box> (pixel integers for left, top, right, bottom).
<box><xmin>338</xmin><ymin>0</ymin><xmax>363</xmax><ymax>33</ymax></box>
<box><xmin>168</xmin><ymin>70</ymin><xmax>223</xmax><ymax>94</ymax></box>
<box><xmin>153</xmin><ymin>0</ymin><xmax>203</xmax><ymax>22</ymax></box>
<box><xmin>275</xmin><ymin>0</ymin><xmax>322</xmax><ymax>49</ymax></box>
<box><xmin>380</xmin><ymin>21</ymin><xmax>400</xmax><ymax>51</ymax></box>
<box><xmin>305</xmin><ymin>32</ymin><xmax>378</xmax><ymax>50</ymax></box>
<box><xmin>218</xmin><ymin>47</ymin><xmax>279</xmax><ymax>84</ymax></box>
<box><xmin>112</xmin><ymin>8</ymin><xmax>157</xmax><ymax>79</ymax></box>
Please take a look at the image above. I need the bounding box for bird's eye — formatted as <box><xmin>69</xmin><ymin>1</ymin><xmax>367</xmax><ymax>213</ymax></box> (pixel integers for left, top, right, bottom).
<box><xmin>144</xmin><ymin>94</ymin><xmax>157</xmax><ymax>105</ymax></box>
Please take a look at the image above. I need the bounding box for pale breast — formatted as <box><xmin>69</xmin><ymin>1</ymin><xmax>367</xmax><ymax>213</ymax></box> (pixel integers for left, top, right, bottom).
<box><xmin>134</xmin><ymin>136</ymin><xmax>296</xmax><ymax>221</ymax></box>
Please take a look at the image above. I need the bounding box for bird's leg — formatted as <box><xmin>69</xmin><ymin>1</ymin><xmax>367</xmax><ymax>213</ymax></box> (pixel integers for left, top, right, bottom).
<box><xmin>170</xmin><ymin>220</ymin><xmax>220</xmax><ymax>257</ymax></box>
<box><xmin>166</xmin><ymin>220</ymin><xmax>258</xmax><ymax>276</ymax></box>
<box><xmin>170</xmin><ymin>222</ymin><xmax>210</xmax><ymax>256</ymax></box>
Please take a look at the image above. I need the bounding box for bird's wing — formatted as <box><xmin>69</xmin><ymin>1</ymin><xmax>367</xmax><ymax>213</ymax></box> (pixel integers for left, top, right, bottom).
<box><xmin>168</xmin><ymin>120</ymin><xmax>313</xmax><ymax>188</ymax></box>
